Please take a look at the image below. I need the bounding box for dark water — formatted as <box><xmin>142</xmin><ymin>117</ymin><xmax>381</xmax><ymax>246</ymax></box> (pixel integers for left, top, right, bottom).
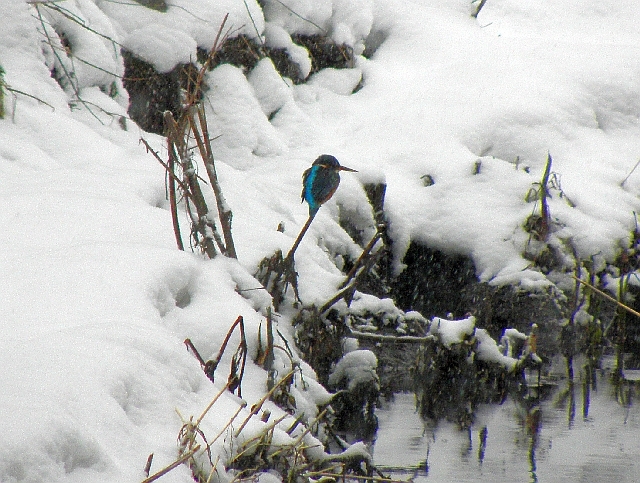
<box><xmin>373</xmin><ymin>357</ymin><xmax>640</xmax><ymax>482</ymax></box>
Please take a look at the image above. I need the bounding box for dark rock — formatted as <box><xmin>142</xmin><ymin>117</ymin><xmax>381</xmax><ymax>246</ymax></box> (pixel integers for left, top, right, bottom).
<box><xmin>121</xmin><ymin>50</ymin><xmax>183</xmax><ymax>134</ymax></box>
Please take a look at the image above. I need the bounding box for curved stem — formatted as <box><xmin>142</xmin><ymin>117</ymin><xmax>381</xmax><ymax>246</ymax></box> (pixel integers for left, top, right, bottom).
<box><xmin>285</xmin><ymin>214</ymin><xmax>315</xmax><ymax>262</ymax></box>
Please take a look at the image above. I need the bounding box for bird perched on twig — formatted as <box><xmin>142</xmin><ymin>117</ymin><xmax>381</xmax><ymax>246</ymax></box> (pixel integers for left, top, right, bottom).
<box><xmin>276</xmin><ymin>155</ymin><xmax>358</xmax><ymax>298</ymax></box>
<box><xmin>301</xmin><ymin>154</ymin><xmax>357</xmax><ymax>216</ymax></box>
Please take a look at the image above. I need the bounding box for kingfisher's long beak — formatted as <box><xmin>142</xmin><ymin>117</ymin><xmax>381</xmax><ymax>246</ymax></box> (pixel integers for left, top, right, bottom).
<box><xmin>338</xmin><ymin>165</ymin><xmax>357</xmax><ymax>172</ymax></box>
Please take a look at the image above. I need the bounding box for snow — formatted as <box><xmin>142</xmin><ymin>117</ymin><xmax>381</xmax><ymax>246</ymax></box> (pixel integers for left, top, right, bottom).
<box><xmin>475</xmin><ymin>328</ymin><xmax>518</xmax><ymax>371</ymax></box>
<box><xmin>263</xmin><ymin>23</ymin><xmax>312</xmax><ymax>79</ymax></box>
<box><xmin>2</xmin><ymin>0</ymin><xmax>640</xmax><ymax>481</ymax></box>
<box><xmin>429</xmin><ymin>316</ymin><xmax>476</xmax><ymax>348</ymax></box>
<box><xmin>427</xmin><ymin>319</ymin><xmax>521</xmax><ymax>370</ymax></box>
<box><xmin>328</xmin><ymin>349</ymin><xmax>378</xmax><ymax>390</ymax></box>
<box><xmin>123</xmin><ymin>24</ymin><xmax>197</xmax><ymax>73</ymax></box>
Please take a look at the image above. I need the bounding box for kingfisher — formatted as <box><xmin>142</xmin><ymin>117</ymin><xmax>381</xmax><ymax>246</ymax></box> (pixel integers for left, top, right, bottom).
<box><xmin>301</xmin><ymin>155</ymin><xmax>357</xmax><ymax>216</ymax></box>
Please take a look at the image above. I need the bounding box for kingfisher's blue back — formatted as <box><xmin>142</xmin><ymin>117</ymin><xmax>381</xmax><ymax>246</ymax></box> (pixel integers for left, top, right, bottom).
<box><xmin>301</xmin><ymin>154</ymin><xmax>357</xmax><ymax>216</ymax></box>
<box><xmin>302</xmin><ymin>160</ymin><xmax>342</xmax><ymax>216</ymax></box>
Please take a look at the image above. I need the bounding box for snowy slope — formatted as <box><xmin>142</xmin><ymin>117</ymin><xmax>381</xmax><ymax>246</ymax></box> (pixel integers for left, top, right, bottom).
<box><xmin>2</xmin><ymin>0</ymin><xmax>640</xmax><ymax>482</ymax></box>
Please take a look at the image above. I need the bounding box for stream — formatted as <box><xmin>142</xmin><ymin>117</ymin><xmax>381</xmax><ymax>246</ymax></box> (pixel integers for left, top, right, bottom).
<box><xmin>373</xmin><ymin>356</ymin><xmax>640</xmax><ymax>482</ymax></box>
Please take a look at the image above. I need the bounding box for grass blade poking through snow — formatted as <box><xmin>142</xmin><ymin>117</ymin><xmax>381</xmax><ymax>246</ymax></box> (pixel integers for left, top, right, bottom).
<box><xmin>524</xmin><ymin>153</ymin><xmax>554</xmax><ymax>243</ymax></box>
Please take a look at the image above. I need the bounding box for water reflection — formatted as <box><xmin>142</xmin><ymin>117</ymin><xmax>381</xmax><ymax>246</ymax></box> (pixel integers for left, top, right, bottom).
<box><xmin>374</xmin><ymin>358</ymin><xmax>640</xmax><ymax>483</ymax></box>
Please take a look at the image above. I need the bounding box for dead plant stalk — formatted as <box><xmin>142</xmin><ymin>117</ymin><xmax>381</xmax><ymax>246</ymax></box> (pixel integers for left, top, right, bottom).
<box><xmin>538</xmin><ymin>153</ymin><xmax>552</xmax><ymax>242</ymax></box>
<box><xmin>140</xmin><ymin>445</ymin><xmax>201</xmax><ymax>483</ymax></box>
<box><xmin>234</xmin><ymin>369</ymin><xmax>296</xmax><ymax>437</ymax></box>
<box><xmin>571</xmin><ymin>274</ymin><xmax>640</xmax><ymax>319</ymax></box>
<box><xmin>187</xmin><ymin>106</ymin><xmax>237</xmax><ymax>258</ymax></box>
<box><xmin>164</xmin><ymin>110</ymin><xmax>220</xmax><ymax>258</ymax></box>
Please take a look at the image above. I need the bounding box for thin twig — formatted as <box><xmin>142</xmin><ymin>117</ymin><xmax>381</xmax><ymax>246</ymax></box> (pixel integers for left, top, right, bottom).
<box><xmin>340</xmin><ymin>231</ymin><xmax>382</xmax><ymax>288</ymax></box>
<box><xmin>269</xmin><ymin>0</ymin><xmax>327</xmax><ymax>34</ymax></box>
<box><xmin>140</xmin><ymin>445</ymin><xmax>201</xmax><ymax>483</ymax></box>
<box><xmin>621</xmin><ymin>158</ymin><xmax>640</xmax><ymax>187</ymax></box>
<box><xmin>39</xmin><ymin>1</ymin><xmax>123</xmax><ymax>55</ymax></box>
<box><xmin>349</xmin><ymin>331</ymin><xmax>430</xmax><ymax>343</ymax></box>
<box><xmin>184</xmin><ymin>338</ymin><xmax>207</xmax><ymax>367</ymax></box>
<box><xmin>187</xmin><ymin>107</ymin><xmax>237</xmax><ymax>258</ymax></box>
<box><xmin>242</xmin><ymin>0</ymin><xmax>266</xmax><ymax>50</ymax></box>
<box><xmin>195</xmin><ymin>107</ymin><xmax>236</xmax><ymax>259</ymax></box>
<box><xmin>320</xmin><ymin>245</ymin><xmax>384</xmax><ymax>314</ymax></box>
<box><xmin>207</xmin><ymin>316</ymin><xmax>244</xmax><ymax>373</ymax></box>
<box><xmin>140</xmin><ymin>138</ymin><xmax>191</xmax><ymax>193</ymax></box>
<box><xmin>571</xmin><ymin>274</ymin><xmax>640</xmax><ymax>319</ymax></box>
<box><xmin>286</xmin><ymin>214</ymin><xmax>315</xmax><ymax>262</ymax></box>
<box><xmin>34</xmin><ymin>5</ymin><xmax>103</xmax><ymax>123</ymax></box>
<box><xmin>196</xmin><ymin>382</ymin><xmax>233</xmax><ymax>427</ymax></box>
<box><xmin>201</xmin><ymin>15</ymin><xmax>229</xmax><ymax>78</ymax></box>
<box><xmin>208</xmin><ymin>401</ymin><xmax>247</xmax><ymax>449</ymax></box>
<box><xmin>62</xmin><ymin>49</ymin><xmax>122</xmax><ymax>79</ymax></box>
<box><xmin>165</xmin><ymin>111</ymin><xmax>218</xmax><ymax>258</ymax></box>
<box><xmin>168</xmin><ymin>137</ymin><xmax>184</xmax><ymax>250</ymax></box>
<box><xmin>4</xmin><ymin>85</ymin><xmax>56</xmax><ymax>111</ymax></box>
<box><xmin>234</xmin><ymin>369</ymin><xmax>296</xmax><ymax>437</ymax></box>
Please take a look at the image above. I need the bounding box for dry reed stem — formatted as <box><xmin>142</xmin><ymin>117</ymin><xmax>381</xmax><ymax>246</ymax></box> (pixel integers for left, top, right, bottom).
<box><xmin>196</xmin><ymin>381</ymin><xmax>233</xmax><ymax>427</ymax></box>
<box><xmin>204</xmin><ymin>455</ymin><xmax>221</xmax><ymax>483</ymax></box>
<box><xmin>290</xmin><ymin>408</ymin><xmax>327</xmax><ymax>447</ymax></box>
<box><xmin>173</xmin><ymin>15</ymin><xmax>237</xmax><ymax>260</ymax></box>
<box><xmin>621</xmin><ymin>158</ymin><xmax>640</xmax><ymax>187</ymax></box>
<box><xmin>167</xmin><ymin>137</ymin><xmax>184</xmax><ymax>250</ymax></box>
<box><xmin>140</xmin><ymin>137</ymin><xmax>188</xmax><ymax>250</ymax></box>
<box><xmin>186</xmin><ymin>13</ymin><xmax>230</xmax><ymax>104</ymax></box>
<box><xmin>319</xmin><ymin>230</ymin><xmax>385</xmax><ymax>314</ymax></box>
<box><xmin>229</xmin><ymin>415</ymin><xmax>289</xmax><ymax>464</ymax></box>
<box><xmin>257</xmin><ymin>307</ymin><xmax>276</xmax><ymax>370</ymax></box>
<box><xmin>194</xmin><ymin>107</ymin><xmax>237</xmax><ymax>259</ymax></box>
<box><xmin>234</xmin><ymin>369</ymin><xmax>296</xmax><ymax>437</ymax></box>
<box><xmin>340</xmin><ymin>231</ymin><xmax>382</xmax><ymax>288</ymax></box>
<box><xmin>164</xmin><ymin>111</ymin><xmax>219</xmax><ymax>258</ymax></box>
<box><xmin>538</xmin><ymin>153</ymin><xmax>552</xmax><ymax>242</ymax></box>
<box><xmin>204</xmin><ymin>316</ymin><xmax>246</xmax><ymax>387</ymax></box>
<box><xmin>571</xmin><ymin>274</ymin><xmax>640</xmax><ymax>319</ymax></box>
<box><xmin>207</xmin><ymin>402</ymin><xmax>247</xmax><ymax>449</ymax></box>
<box><xmin>140</xmin><ymin>445</ymin><xmax>201</xmax><ymax>483</ymax></box>
<box><xmin>140</xmin><ymin>138</ymin><xmax>190</xmax><ymax>193</ymax></box>
<box><xmin>285</xmin><ymin>214</ymin><xmax>315</xmax><ymax>262</ymax></box>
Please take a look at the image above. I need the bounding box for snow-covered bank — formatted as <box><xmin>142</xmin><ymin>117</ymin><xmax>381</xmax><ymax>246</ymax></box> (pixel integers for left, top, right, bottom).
<box><xmin>2</xmin><ymin>0</ymin><xmax>640</xmax><ymax>481</ymax></box>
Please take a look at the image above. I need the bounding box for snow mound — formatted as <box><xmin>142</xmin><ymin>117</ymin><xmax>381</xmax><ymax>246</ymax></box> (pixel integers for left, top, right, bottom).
<box><xmin>429</xmin><ymin>316</ymin><xmax>476</xmax><ymax>348</ymax></box>
<box><xmin>328</xmin><ymin>349</ymin><xmax>378</xmax><ymax>390</ymax></box>
<box><xmin>123</xmin><ymin>24</ymin><xmax>197</xmax><ymax>73</ymax></box>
